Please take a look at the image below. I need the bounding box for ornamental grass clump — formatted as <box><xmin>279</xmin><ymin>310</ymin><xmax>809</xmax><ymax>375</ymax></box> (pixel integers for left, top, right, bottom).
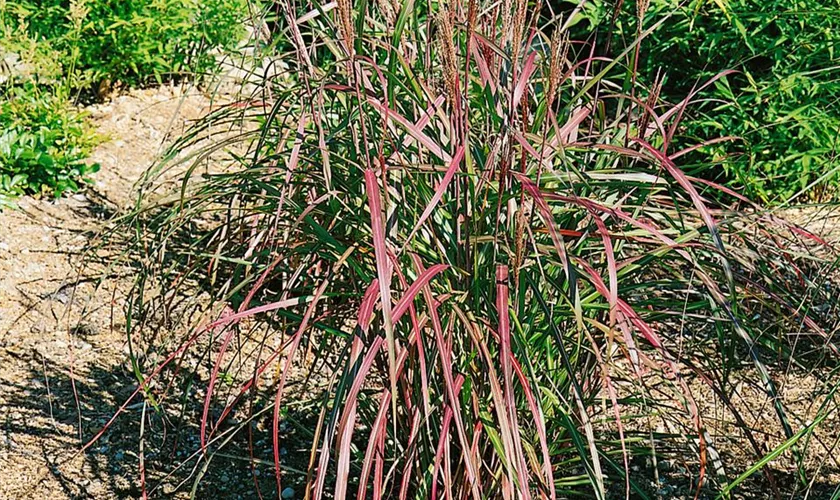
<box><xmin>90</xmin><ymin>0</ymin><xmax>840</xmax><ymax>497</ymax></box>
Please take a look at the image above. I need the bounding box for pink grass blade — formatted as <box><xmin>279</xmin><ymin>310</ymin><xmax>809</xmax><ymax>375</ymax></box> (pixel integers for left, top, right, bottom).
<box><xmin>363</xmin><ymin>96</ymin><xmax>452</xmax><ymax>161</ymax></box>
<box><xmin>513</xmin><ymin>52</ymin><xmax>538</xmax><ymax>106</ymax></box>
<box><xmin>200</xmin><ymin>327</ymin><xmax>236</xmax><ymax>451</ymax></box>
<box><xmin>470</xmin><ymin>41</ymin><xmax>497</xmax><ymax>93</ymax></box>
<box><xmin>411</xmin><ymin>255</ymin><xmax>481</xmax><ymax>500</ymax></box>
<box><xmin>431</xmin><ymin>406</ymin><xmax>454</xmax><ymax>499</ymax></box>
<box><xmin>496</xmin><ymin>265</ymin><xmax>532</xmax><ymax>498</ymax></box>
<box><xmin>574</xmin><ymin>256</ymin><xmax>710</xmax><ymax>493</ymax></box>
<box><xmin>295</xmin><ymin>1</ymin><xmax>336</xmax><ymax>24</ymax></box>
<box><xmin>364</xmin><ymin>168</ymin><xmax>399</xmax><ymax>433</ymax></box>
<box><xmin>390</xmin><ymin>259</ymin><xmax>433</xmax><ymax>429</ymax></box>
<box><xmin>333</xmin><ymin>336</ymin><xmax>383</xmax><ymax>500</ymax></box>
<box><xmin>374</xmin><ymin>419</ymin><xmax>386</xmax><ymax>499</ymax></box>
<box><xmin>430</xmin><ymin>375</ymin><xmax>464</xmax><ymax>499</ymax></box>
<box><xmin>334</xmin><ymin>406</ymin><xmax>356</xmax><ymax>500</ymax></box>
<box><xmin>358</xmin><ymin>279</ymin><xmax>381</xmax><ymax>332</ymax></box>
<box><xmin>201</xmin><ymin>256</ymin><xmax>285</xmax><ymax>450</ymax></box>
<box><xmin>80</xmin><ymin>294</ymin><xmax>315</xmax><ymax>455</ymax></box>
<box><xmin>658</xmin><ymin>70</ymin><xmax>738</xmax><ymax>149</ymax></box>
<box><xmin>557</xmin><ymin>106</ymin><xmax>592</xmax><ymax>144</ymax></box>
<box><xmin>579</xmin><ymin>320</ymin><xmax>631</xmax><ymax>499</ymax></box>
<box><xmin>402</xmin><ymin>147</ymin><xmax>465</xmax><ymax>250</ymax></box>
<box><xmin>272</xmin><ymin>277</ymin><xmax>332</xmax><ymax>496</ymax></box>
<box><xmin>386</xmin><ymin>96</ymin><xmax>446</xmax><ymax>165</ymax></box>
<box><xmin>357</xmin><ymin>390</ymin><xmax>391</xmax><ymax>500</ymax></box>
<box><xmin>634</xmin><ymin>140</ymin><xmax>727</xmax><ymax>254</ymax></box>
<box><xmin>334</xmin><ymin>337</ymin><xmax>385</xmax><ymax>477</ymax></box>
<box><xmin>398</xmin><ymin>409</ymin><xmax>422</xmax><ymax>500</ymax></box>
<box><xmin>391</xmin><ymin>263</ymin><xmax>449</xmax><ymax>324</ymax></box>
<box><xmin>589</xmin><ymin>211</ymin><xmax>618</xmax><ymax>328</ymax></box>
<box><xmin>510</xmin><ymin>357</ymin><xmax>556</xmax><ymax>499</ymax></box>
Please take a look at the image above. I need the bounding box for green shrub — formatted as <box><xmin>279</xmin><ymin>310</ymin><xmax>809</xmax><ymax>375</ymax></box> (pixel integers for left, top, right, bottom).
<box><xmin>7</xmin><ymin>0</ymin><xmax>250</xmax><ymax>91</ymax></box>
<box><xmin>0</xmin><ymin>83</ymin><xmax>101</xmax><ymax>198</ymax></box>
<box><xmin>579</xmin><ymin>0</ymin><xmax>840</xmax><ymax>203</ymax></box>
<box><xmin>0</xmin><ymin>0</ymin><xmax>250</xmax><ymax>200</ymax></box>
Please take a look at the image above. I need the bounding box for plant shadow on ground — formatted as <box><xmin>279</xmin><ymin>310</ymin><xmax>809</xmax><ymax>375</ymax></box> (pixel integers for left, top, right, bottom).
<box><xmin>0</xmin><ymin>219</ymin><xmax>324</xmax><ymax>498</ymax></box>
<box><xmin>0</xmin><ymin>327</ymin><xmax>329</xmax><ymax>499</ymax></box>
<box><xmin>1</xmin><ymin>201</ymin><xmax>838</xmax><ymax>499</ymax></box>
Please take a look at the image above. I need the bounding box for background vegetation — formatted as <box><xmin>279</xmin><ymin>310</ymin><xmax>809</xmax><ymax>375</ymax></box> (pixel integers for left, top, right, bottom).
<box><xmin>564</xmin><ymin>0</ymin><xmax>840</xmax><ymax>203</ymax></box>
<box><xmin>0</xmin><ymin>0</ymin><xmax>249</xmax><ymax>203</ymax></box>
<box><xmin>4</xmin><ymin>0</ymin><xmax>839</xmax><ymax>204</ymax></box>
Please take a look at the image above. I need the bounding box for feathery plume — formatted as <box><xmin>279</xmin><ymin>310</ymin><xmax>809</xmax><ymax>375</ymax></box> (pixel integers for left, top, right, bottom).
<box><xmin>377</xmin><ymin>0</ymin><xmax>397</xmax><ymax>27</ymax></box>
<box><xmin>336</xmin><ymin>0</ymin><xmax>356</xmax><ymax>56</ymax></box>
<box><xmin>466</xmin><ymin>0</ymin><xmax>478</xmax><ymax>39</ymax></box>
<box><xmin>547</xmin><ymin>28</ymin><xmax>569</xmax><ymax>108</ymax></box>
<box><xmin>511</xmin><ymin>0</ymin><xmax>527</xmax><ymax>66</ymax></box>
<box><xmin>500</xmin><ymin>0</ymin><xmax>513</xmax><ymax>48</ymax></box>
<box><xmin>437</xmin><ymin>7</ymin><xmax>458</xmax><ymax>103</ymax></box>
<box><xmin>637</xmin><ymin>73</ymin><xmax>662</xmax><ymax>138</ymax></box>
<box><xmin>636</xmin><ymin>0</ymin><xmax>650</xmax><ymax>24</ymax></box>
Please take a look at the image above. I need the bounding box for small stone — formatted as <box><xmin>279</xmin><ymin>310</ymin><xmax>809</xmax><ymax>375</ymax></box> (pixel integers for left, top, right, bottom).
<box><xmin>281</xmin><ymin>487</ymin><xmax>295</xmax><ymax>499</ymax></box>
<box><xmin>0</xmin><ymin>242</ymin><xmax>9</xmax><ymax>251</ymax></box>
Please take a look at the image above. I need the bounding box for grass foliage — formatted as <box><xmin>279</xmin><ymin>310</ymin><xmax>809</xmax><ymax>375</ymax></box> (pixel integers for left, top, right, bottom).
<box><xmin>90</xmin><ymin>0</ymin><xmax>840</xmax><ymax>498</ymax></box>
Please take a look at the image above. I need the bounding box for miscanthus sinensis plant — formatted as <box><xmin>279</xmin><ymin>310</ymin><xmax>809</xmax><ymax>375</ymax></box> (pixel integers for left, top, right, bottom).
<box><xmin>88</xmin><ymin>0</ymin><xmax>840</xmax><ymax>497</ymax></box>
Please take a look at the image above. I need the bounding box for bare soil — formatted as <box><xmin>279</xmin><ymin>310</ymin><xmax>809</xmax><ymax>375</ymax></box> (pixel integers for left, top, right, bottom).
<box><xmin>0</xmin><ymin>85</ymin><xmax>282</xmax><ymax>499</ymax></box>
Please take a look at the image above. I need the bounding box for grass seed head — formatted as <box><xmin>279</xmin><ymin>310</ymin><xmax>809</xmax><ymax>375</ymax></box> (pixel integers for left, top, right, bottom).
<box><xmin>638</xmin><ymin>74</ymin><xmax>663</xmax><ymax>137</ymax></box>
<box><xmin>547</xmin><ymin>28</ymin><xmax>569</xmax><ymax>107</ymax></box>
<box><xmin>637</xmin><ymin>0</ymin><xmax>650</xmax><ymax>24</ymax></box>
<box><xmin>507</xmin><ymin>0</ymin><xmax>529</xmax><ymax>69</ymax></box>
<box><xmin>437</xmin><ymin>7</ymin><xmax>459</xmax><ymax>104</ymax></box>
<box><xmin>336</xmin><ymin>0</ymin><xmax>356</xmax><ymax>56</ymax></box>
<box><xmin>467</xmin><ymin>0</ymin><xmax>478</xmax><ymax>39</ymax></box>
<box><xmin>377</xmin><ymin>0</ymin><xmax>397</xmax><ymax>27</ymax></box>
<box><xmin>500</xmin><ymin>0</ymin><xmax>513</xmax><ymax>48</ymax></box>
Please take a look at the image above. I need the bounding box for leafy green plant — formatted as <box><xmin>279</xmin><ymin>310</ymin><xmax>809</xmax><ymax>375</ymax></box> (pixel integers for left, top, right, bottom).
<box><xmin>0</xmin><ymin>0</ymin><xmax>252</xmax><ymax>201</ymax></box>
<box><xmin>84</xmin><ymin>0</ymin><xmax>839</xmax><ymax>498</ymax></box>
<box><xmin>574</xmin><ymin>0</ymin><xmax>840</xmax><ymax>203</ymax></box>
<box><xmin>0</xmin><ymin>83</ymin><xmax>100</xmax><ymax>197</ymax></box>
<box><xmin>6</xmin><ymin>0</ymin><xmax>251</xmax><ymax>92</ymax></box>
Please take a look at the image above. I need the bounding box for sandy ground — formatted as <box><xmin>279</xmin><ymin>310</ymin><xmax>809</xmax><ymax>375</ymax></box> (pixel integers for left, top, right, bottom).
<box><xmin>1</xmin><ymin>84</ymin><xmax>840</xmax><ymax>499</ymax></box>
<box><xmin>0</xmin><ymin>85</ymin><xmax>256</xmax><ymax>499</ymax></box>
